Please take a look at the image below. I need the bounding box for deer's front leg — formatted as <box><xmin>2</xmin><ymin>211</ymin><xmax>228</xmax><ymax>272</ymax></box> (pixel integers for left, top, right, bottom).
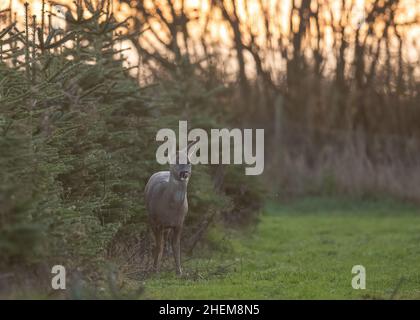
<box><xmin>171</xmin><ymin>226</ymin><xmax>183</xmax><ymax>276</ymax></box>
<box><xmin>153</xmin><ymin>227</ymin><xmax>165</xmax><ymax>272</ymax></box>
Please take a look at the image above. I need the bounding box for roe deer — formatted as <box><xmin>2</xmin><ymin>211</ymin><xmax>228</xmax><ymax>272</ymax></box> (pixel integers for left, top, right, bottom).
<box><xmin>144</xmin><ymin>139</ymin><xmax>199</xmax><ymax>275</ymax></box>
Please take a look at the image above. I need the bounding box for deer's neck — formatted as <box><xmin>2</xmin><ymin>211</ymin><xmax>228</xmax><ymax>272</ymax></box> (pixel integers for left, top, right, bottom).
<box><xmin>167</xmin><ymin>175</ymin><xmax>188</xmax><ymax>205</ymax></box>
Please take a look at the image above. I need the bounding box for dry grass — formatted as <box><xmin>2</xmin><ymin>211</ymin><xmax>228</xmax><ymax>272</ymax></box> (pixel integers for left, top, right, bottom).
<box><xmin>271</xmin><ymin>123</ymin><xmax>420</xmax><ymax>202</ymax></box>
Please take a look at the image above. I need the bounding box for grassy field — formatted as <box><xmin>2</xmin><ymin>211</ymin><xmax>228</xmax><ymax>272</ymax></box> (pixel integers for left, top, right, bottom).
<box><xmin>140</xmin><ymin>197</ymin><xmax>420</xmax><ymax>299</ymax></box>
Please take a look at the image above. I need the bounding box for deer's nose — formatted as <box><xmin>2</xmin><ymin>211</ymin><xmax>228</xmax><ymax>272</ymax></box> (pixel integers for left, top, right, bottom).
<box><xmin>179</xmin><ymin>171</ymin><xmax>190</xmax><ymax>180</ymax></box>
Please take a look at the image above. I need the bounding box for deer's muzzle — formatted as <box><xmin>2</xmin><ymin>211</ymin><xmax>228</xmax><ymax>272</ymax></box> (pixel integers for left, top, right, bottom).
<box><xmin>179</xmin><ymin>171</ymin><xmax>190</xmax><ymax>180</ymax></box>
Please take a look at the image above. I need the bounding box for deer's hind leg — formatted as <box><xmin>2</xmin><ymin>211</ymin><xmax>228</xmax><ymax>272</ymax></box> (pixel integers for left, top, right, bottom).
<box><xmin>170</xmin><ymin>226</ymin><xmax>183</xmax><ymax>276</ymax></box>
<box><xmin>152</xmin><ymin>225</ymin><xmax>165</xmax><ymax>272</ymax></box>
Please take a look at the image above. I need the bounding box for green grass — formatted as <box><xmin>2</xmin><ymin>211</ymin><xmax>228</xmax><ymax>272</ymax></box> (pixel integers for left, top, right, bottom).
<box><xmin>140</xmin><ymin>197</ymin><xmax>420</xmax><ymax>299</ymax></box>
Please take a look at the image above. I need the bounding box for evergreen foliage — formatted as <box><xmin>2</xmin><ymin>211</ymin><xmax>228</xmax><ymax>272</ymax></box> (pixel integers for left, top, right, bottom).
<box><xmin>0</xmin><ymin>1</ymin><xmax>263</xmax><ymax>282</ymax></box>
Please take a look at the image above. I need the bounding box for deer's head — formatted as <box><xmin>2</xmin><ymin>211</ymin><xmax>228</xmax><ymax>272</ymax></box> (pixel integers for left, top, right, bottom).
<box><xmin>169</xmin><ymin>139</ymin><xmax>199</xmax><ymax>183</ymax></box>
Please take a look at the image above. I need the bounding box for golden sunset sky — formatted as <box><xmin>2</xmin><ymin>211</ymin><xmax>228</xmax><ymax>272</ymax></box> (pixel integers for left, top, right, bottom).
<box><xmin>1</xmin><ymin>0</ymin><xmax>419</xmax><ymax>79</ymax></box>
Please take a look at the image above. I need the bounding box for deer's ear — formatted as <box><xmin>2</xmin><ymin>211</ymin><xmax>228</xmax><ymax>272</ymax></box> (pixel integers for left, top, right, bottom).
<box><xmin>187</xmin><ymin>138</ymin><xmax>200</xmax><ymax>162</ymax></box>
<box><xmin>168</xmin><ymin>151</ymin><xmax>175</xmax><ymax>165</ymax></box>
<box><xmin>168</xmin><ymin>142</ymin><xmax>177</xmax><ymax>165</ymax></box>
